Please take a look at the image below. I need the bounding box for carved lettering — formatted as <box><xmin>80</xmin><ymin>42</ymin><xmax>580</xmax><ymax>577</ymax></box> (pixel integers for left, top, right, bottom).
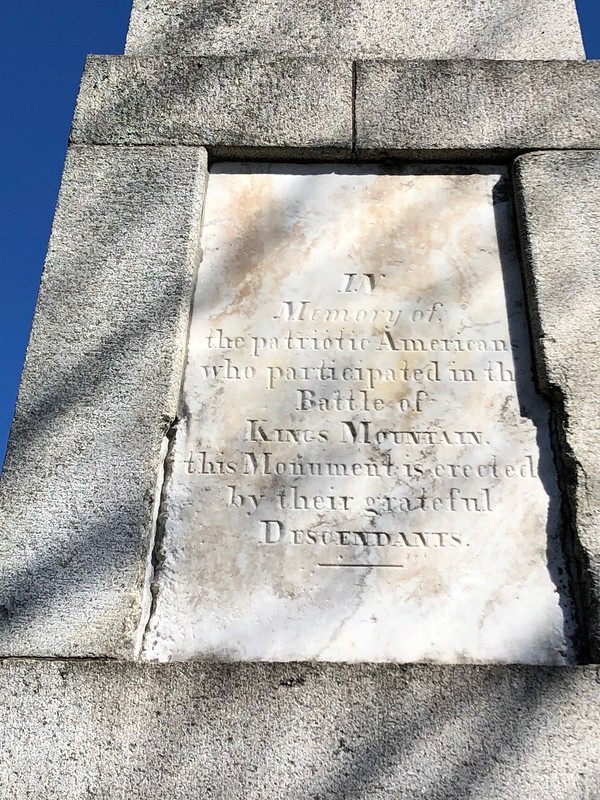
<box><xmin>338</xmin><ymin>272</ymin><xmax>385</xmax><ymax>293</ymax></box>
<box><xmin>149</xmin><ymin>166</ymin><xmax>569</xmax><ymax>664</ymax></box>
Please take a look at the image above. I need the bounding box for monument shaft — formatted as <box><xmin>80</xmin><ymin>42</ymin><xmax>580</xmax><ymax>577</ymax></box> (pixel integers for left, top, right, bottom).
<box><xmin>1</xmin><ymin>0</ymin><xmax>599</xmax><ymax>796</ymax></box>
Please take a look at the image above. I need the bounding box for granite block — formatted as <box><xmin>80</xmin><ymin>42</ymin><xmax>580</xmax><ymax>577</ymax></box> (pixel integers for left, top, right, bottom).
<box><xmin>71</xmin><ymin>55</ymin><xmax>353</xmax><ymax>158</ymax></box>
<box><xmin>0</xmin><ymin>145</ymin><xmax>207</xmax><ymax>657</ymax></box>
<box><xmin>356</xmin><ymin>60</ymin><xmax>600</xmax><ymax>160</ymax></box>
<box><xmin>124</xmin><ymin>0</ymin><xmax>585</xmax><ymax>60</ymax></box>
<box><xmin>1</xmin><ymin>661</ymin><xmax>599</xmax><ymax>798</ymax></box>
<box><xmin>513</xmin><ymin>150</ymin><xmax>600</xmax><ymax>662</ymax></box>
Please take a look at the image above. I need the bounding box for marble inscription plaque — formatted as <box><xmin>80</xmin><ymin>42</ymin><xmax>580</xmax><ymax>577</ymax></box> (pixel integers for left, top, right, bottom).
<box><xmin>143</xmin><ymin>165</ymin><xmax>575</xmax><ymax>663</ymax></box>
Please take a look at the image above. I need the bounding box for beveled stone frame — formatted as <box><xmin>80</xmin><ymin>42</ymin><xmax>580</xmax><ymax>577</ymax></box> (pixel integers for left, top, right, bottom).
<box><xmin>1</xmin><ymin>54</ymin><xmax>599</xmax><ymax>662</ymax></box>
<box><xmin>1</xmin><ymin>49</ymin><xmax>600</xmax><ymax>797</ymax></box>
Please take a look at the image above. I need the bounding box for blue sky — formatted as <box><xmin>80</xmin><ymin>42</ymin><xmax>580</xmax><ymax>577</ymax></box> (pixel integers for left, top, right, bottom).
<box><xmin>0</xmin><ymin>2</ymin><xmax>599</xmax><ymax>467</ymax></box>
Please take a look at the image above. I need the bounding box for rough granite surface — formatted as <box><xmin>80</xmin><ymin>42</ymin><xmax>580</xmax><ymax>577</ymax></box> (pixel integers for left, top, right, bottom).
<box><xmin>71</xmin><ymin>58</ymin><xmax>600</xmax><ymax>160</ymax></box>
<box><xmin>0</xmin><ymin>145</ymin><xmax>207</xmax><ymax>658</ymax></box>
<box><xmin>71</xmin><ymin>56</ymin><xmax>352</xmax><ymax>158</ymax></box>
<box><xmin>513</xmin><ymin>151</ymin><xmax>600</xmax><ymax>662</ymax></box>
<box><xmin>355</xmin><ymin>60</ymin><xmax>600</xmax><ymax>160</ymax></box>
<box><xmin>124</xmin><ymin>0</ymin><xmax>585</xmax><ymax>60</ymax></box>
<box><xmin>0</xmin><ymin>661</ymin><xmax>599</xmax><ymax>798</ymax></box>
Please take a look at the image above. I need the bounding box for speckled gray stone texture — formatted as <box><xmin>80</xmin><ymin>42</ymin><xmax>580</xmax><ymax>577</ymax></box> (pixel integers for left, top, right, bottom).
<box><xmin>513</xmin><ymin>151</ymin><xmax>600</xmax><ymax>662</ymax></box>
<box><xmin>71</xmin><ymin>56</ymin><xmax>352</xmax><ymax>158</ymax></box>
<box><xmin>0</xmin><ymin>145</ymin><xmax>207</xmax><ymax>658</ymax></box>
<box><xmin>124</xmin><ymin>0</ymin><xmax>585</xmax><ymax>60</ymax></box>
<box><xmin>355</xmin><ymin>60</ymin><xmax>600</xmax><ymax>160</ymax></box>
<box><xmin>1</xmin><ymin>661</ymin><xmax>599</xmax><ymax>798</ymax></box>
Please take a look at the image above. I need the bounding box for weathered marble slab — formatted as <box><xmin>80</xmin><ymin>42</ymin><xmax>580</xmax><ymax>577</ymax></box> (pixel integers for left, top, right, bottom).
<box><xmin>143</xmin><ymin>164</ymin><xmax>575</xmax><ymax>663</ymax></box>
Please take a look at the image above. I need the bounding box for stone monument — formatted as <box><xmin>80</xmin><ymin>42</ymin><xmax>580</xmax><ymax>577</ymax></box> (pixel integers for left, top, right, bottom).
<box><xmin>1</xmin><ymin>0</ymin><xmax>600</xmax><ymax>796</ymax></box>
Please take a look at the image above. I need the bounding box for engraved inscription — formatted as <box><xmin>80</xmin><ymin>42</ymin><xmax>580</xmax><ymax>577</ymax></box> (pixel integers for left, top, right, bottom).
<box><xmin>142</xmin><ymin>165</ymin><xmax>575</xmax><ymax>664</ymax></box>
